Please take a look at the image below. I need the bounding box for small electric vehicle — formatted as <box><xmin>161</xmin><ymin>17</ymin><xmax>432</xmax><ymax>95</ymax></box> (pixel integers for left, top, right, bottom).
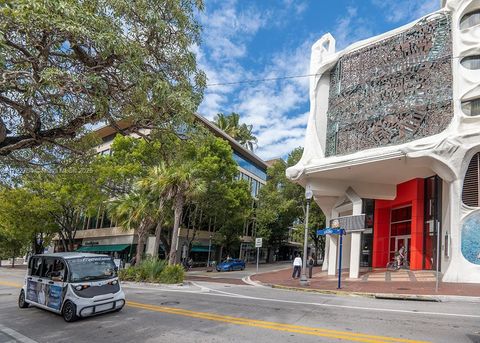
<box><xmin>18</xmin><ymin>253</ymin><xmax>125</xmax><ymax>322</ymax></box>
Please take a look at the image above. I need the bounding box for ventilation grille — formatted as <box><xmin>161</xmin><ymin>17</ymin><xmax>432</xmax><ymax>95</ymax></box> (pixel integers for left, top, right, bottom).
<box><xmin>462</xmin><ymin>153</ymin><xmax>480</xmax><ymax>207</ymax></box>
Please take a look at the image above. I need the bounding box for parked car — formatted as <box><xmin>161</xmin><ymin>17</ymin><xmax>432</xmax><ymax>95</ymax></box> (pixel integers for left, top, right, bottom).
<box><xmin>19</xmin><ymin>252</ymin><xmax>125</xmax><ymax>322</ymax></box>
<box><xmin>216</xmin><ymin>258</ymin><xmax>245</xmax><ymax>272</ymax></box>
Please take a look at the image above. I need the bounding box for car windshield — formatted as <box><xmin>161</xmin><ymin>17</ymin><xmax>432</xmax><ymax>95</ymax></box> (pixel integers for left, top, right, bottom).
<box><xmin>67</xmin><ymin>257</ymin><xmax>117</xmax><ymax>283</ymax></box>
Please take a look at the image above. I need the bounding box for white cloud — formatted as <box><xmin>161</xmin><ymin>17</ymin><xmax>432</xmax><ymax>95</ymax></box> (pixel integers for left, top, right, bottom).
<box><xmin>371</xmin><ymin>0</ymin><xmax>440</xmax><ymax>23</ymax></box>
<box><xmin>333</xmin><ymin>6</ymin><xmax>374</xmax><ymax>50</ymax></box>
<box><xmin>197</xmin><ymin>2</ymin><xmax>314</xmax><ymax>159</ymax></box>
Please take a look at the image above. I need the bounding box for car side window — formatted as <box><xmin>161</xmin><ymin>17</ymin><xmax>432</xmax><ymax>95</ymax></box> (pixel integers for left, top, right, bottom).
<box><xmin>41</xmin><ymin>258</ymin><xmax>55</xmax><ymax>279</ymax></box>
<box><xmin>31</xmin><ymin>257</ymin><xmax>43</xmax><ymax>277</ymax></box>
<box><xmin>51</xmin><ymin>259</ymin><xmax>66</xmax><ymax>281</ymax></box>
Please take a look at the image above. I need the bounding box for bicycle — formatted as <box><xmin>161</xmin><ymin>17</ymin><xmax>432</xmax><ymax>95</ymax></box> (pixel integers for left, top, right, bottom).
<box><xmin>386</xmin><ymin>259</ymin><xmax>410</xmax><ymax>271</ymax></box>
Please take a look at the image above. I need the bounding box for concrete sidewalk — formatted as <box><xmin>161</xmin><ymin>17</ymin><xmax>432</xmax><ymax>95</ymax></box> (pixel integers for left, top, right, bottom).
<box><xmin>251</xmin><ymin>267</ymin><xmax>480</xmax><ymax>301</ymax></box>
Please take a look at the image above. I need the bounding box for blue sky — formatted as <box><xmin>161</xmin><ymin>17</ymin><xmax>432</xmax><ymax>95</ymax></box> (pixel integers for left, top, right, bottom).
<box><xmin>196</xmin><ymin>0</ymin><xmax>441</xmax><ymax>160</ymax></box>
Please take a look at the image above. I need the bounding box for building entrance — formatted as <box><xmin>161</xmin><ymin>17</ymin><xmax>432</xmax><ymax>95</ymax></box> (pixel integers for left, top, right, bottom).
<box><xmin>391</xmin><ymin>236</ymin><xmax>411</xmax><ymax>263</ymax></box>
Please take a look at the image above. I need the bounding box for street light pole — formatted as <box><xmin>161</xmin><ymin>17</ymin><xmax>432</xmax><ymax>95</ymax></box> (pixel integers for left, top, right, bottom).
<box><xmin>300</xmin><ymin>187</ymin><xmax>313</xmax><ymax>286</ymax></box>
<box><xmin>207</xmin><ymin>235</ymin><xmax>212</xmax><ymax>268</ymax></box>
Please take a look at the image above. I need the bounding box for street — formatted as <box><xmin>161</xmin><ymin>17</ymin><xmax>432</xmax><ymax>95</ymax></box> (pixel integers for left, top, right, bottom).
<box><xmin>1</xmin><ymin>268</ymin><xmax>479</xmax><ymax>343</ymax></box>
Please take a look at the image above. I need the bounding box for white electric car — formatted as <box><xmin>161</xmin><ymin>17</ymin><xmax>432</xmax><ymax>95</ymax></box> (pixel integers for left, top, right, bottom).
<box><xmin>18</xmin><ymin>253</ymin><xmax>125</xmax><ymax>322</ymax></box>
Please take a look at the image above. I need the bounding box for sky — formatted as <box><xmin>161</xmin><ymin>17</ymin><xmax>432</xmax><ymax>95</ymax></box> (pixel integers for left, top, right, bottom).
<box><xmin>195</xmin><ymin>0</ymin><xmax>441</xmax><ymax>160</ymax></box>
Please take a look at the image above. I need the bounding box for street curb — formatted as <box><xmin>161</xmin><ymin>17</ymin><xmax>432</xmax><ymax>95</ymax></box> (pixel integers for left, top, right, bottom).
<box><xmin>267</xmin><ymin>284</ymin><xmax>480</xmax><ymax>302</ymax></box>
<box><xmin>121</xmin><ymin>280</ymin><xmax>190</xmax><ymax>288</ymax></box>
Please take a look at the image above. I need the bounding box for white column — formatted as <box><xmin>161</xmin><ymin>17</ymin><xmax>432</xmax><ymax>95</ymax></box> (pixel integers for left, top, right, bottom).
<box><xmin>322</xmin><ymin>213</ymin><xmax>332</xmax><ymax>271</ymax></box>
<box><xmin>349</xmin><ymin>231</ymin><xmax>362</xmax><ymax>279</ymax></box>
<box><xmin>322</xmin><ymin>238</ymin><xmax>330</xmax><ymax>271</ymax></box>
<box><xmin>327</xmin><ymin>234</ymin><xmax>338</xmax><ymax>275</ymax></box>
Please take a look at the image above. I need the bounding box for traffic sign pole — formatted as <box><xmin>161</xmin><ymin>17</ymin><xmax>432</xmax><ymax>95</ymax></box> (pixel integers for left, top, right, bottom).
<box><xmin>338</xmin><ymin>230</ymin><xmax>344</xmax><ymax>289</ymax></box>
<box><xmin>256</xmin><ymin>247</ymin><xmax>259</xmax><ymax>273</ymax></box>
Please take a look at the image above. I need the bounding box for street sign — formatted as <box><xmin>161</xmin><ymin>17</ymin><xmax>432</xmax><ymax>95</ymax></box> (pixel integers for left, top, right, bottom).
<box><xmin>255</xmin><ymin>238</ymin><xmax>263</xmax><ymax>248</ymax></box>
<box><xmin>317</xmin><ymin>228</ymin><xmax>344</xmax><ymax>236</ymax></box>
<box><xmin>315</xmin><ymin>228</ymin><xmax>346</xmax><ymax>289</ymax></box>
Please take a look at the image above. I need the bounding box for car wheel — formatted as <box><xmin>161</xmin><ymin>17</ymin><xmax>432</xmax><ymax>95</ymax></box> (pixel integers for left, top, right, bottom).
<box><xmin>241</xmin><ymin>266</ymin><xmax>245</xmax><ymax>271</ymax></box>
<box><xmin>18</xmin><ymin>290</ymin><xmax>29</xmax><ymax>309</ymax></box>
<box><xmin>62</xmin><ymin>300</ymin><xmax>78</xmax><ymax>322</ymax></box>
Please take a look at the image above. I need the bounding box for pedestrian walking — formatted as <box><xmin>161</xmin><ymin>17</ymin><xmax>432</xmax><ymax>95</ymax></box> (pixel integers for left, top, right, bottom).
<box><xmin>292</xmin><ymin>254</ymin><xmax>302</xmax><ymax>279</ymax></box>
<box><xmin>307</xmin><ymin>255</ymin><xmax>314</xmax><ymax>278</ymax></box>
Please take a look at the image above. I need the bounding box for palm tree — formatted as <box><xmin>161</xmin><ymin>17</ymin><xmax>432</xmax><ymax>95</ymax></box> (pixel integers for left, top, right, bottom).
<box><xmin>137</xmin><ymin>164</ymin><xmax>171</xmax><ymax>258</ymax></box>
<box><xmin>142</xmin><ymin>162</ymin><xmax>205</xmax><ymax>265</ymax></box>
<box><xmin>108</xmin><ymin>190</ymin><xmax>155</xmax><ymax>265</ymax></box>
<box><xmin>213</xmin><ymin>112</ymin><xmax>258</xmax><ymax>151</ymax></box>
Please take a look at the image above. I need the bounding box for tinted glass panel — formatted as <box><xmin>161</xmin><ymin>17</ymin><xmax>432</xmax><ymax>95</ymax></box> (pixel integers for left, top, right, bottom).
<box><xmin>461</xmin><ymin>56</ymin><xmax>480</xmax><ymax>70</ymax></box>
<box><xmin>462</xmin><ymin>99</ymin><xmax>480</xmax><ymax>116</ymax></box>
<box><xmin>233</xmin><ymin>152</ymin><xmax>267</xmax><ymax>181</ymax></box>
<box><xmin>460</xmin><ymin>10</ymin><xmax>480</xmax><ymax>30</ymax></box>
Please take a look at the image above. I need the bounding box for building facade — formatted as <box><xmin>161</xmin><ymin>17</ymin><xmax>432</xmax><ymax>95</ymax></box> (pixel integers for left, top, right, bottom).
<box><xmin>53</xmin><ymin>115</ymin><xmax>268</xmax><ymax>265</ymax></box>
<box><xmin>287</xmin><ymin>0</ymin><xmax>480</xmax><ymax>283</ymax></box>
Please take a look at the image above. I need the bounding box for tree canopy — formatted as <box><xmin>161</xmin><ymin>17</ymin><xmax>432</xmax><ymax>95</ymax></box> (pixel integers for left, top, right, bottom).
<box><xmin>256</xmin><ymin>147</ymin><xmax>325</xmax><ymax>261</ymax></box>
<box><xmin>0</xmin><ymin>0</ymin><xmax>205</xmax><ymax>163</ymax></box>
<box><xmin>213</xmin><ymin>113</ymin><xmax>257</xmax><ymax>151</ymax></box>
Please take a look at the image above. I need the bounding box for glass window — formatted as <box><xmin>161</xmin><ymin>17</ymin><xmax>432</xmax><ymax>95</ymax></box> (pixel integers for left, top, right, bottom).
<box><xmin>461</xmin><ymin>56</ymin><xmax>480</xmax><ymax>70</ymax></box>
<box><xmin>460</xmin><ymin>10</ymin><xmax>480</xmax><ymax>30</ymax></box>
<box><xmin>233</xmin><ymin>152</ymin><xmax>267</xmax><ymax>181</ymax></box>
<box><xmin>462</xmin><ymin>152</ymin><xmax>480</xmax><ymax>207</ymax></box>
<box><xmin>462</xmin><ymin>98</ymin><xmax>480</xmax><ymax>116</ymax></box>
<box><xmin>67</xmin><ymin>256</ymin><xmax>117</xmax><ymax>282</ymax></box>
<box><xmin>30</xmin><ymin>257</ymin><xmax>43</xmax><ymax>277</ymax></box>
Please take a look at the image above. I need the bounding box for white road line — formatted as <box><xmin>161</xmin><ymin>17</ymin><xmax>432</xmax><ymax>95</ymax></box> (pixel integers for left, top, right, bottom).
<box><xmin>177</xmin><ymin>282</ymin><xmax>480</xmax><ymax>320</ymax></box>
<box><xmin>0</xmin><ymin>325</ymin><xmax>39</xmax><ymax>343</ymax></box>
<box><xmin>241</xmin><ymin>276</ymin><xmax>269</xmax><ymax>287</ymax></box>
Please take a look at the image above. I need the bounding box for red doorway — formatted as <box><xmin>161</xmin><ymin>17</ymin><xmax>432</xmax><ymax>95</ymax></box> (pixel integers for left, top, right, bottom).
<box><xmin>373</xmin><ymin>179</ymin><xmax>425</xmax><ymax>270</ymax></box>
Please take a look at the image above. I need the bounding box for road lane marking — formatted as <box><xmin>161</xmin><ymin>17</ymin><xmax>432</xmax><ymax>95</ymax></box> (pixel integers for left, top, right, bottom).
<box><xmin>190</xmin><ymin>282</ymin><xmax>480</xmax><ymax>319</ymax></box>
<box><xmin>126</xmin><ymin>300</ymin><xmax>429</xmax><ymax>343</ymax></box>
<box><xmin>0</xmin><ymin>325</ymin><xmax>39</xmax><ymax>343</ymax></box>
<box><xmin>0</xmin><ymin>281</ymin><xmax>22</xmax><ymax>288</ymax></box>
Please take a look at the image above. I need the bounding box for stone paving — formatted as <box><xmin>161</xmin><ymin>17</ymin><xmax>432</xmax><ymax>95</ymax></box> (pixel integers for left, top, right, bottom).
<box><xmin>252</xmin><ymin>267</ymin><xmax>480</xmax><ymax>297</ymax></box>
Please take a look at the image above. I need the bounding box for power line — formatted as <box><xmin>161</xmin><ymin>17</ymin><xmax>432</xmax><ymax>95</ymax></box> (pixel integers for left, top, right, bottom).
<box><xmin>206</xmin><ymin>73</ymin><xmax>316</xmax><ymax>87</ymax></box>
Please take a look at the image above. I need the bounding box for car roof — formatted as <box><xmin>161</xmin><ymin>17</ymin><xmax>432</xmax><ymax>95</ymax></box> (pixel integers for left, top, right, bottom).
<box><xmin>32</xmin><ymin>252</ymin><xmax>110</xmax><ymax>260</ymax></box>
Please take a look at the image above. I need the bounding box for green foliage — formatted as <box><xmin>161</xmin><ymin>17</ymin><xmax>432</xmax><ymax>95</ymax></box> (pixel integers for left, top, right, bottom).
<box><xmin>0</xmin><ymin>0</ymin><xmax>206</xmax><ymax>161</ymax></box>
<box><xmin>257</xmin><ymin>148</ymin><xmax>326</xmax><ymax>258</ymax></box>
<box><xmin>213</xmin><ymin>113</ymin><xmax>258</xmax><ymax>151</ymax></box>
<box><xmin>118</xmin><ymin>258</ymin><xmax>183</xmax><ymax>284</ymax></box>
<box><xmin>159</xmin><ymin>265</ymin><xmax>185</xmax><ymax>284</ymax></box>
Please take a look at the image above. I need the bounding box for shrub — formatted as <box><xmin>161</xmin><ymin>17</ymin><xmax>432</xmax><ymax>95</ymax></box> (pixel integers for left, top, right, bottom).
<box><xmin>159</xmin><ymin>264</ymin><xmax>185</xmax><ymax>284</ymax></box>
<box><xmin>118</xmin><ymin>266</ymin><xmax>137</xmax><ymax>281</ymax></box>
<box><xmin>119</xmin><ymin>258</ymin><xmax>168</xmax><ymax>283</ymax></box>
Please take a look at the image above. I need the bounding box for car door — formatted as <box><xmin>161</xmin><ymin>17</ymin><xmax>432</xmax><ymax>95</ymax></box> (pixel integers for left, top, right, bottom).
<box><xmin>43</xmin><ymin>258</ymin><xmax>67</xmax><ymax>311</ymax></box>
<box><xmin>26</xmin><ymin>256</ymin><xmax>45</xmax><ymax>305</ymax></box>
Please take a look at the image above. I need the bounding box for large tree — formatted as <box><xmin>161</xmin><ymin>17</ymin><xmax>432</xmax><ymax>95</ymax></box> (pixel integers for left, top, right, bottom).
<box><xmin>0</xmin><ymin>0</ymin><xmax>205</xmax><ymax>161</ymax></box>
<box><xmin>257</xmin><ymin>148</ymin><xmax>325</xmax><ymax>262</ymax></box>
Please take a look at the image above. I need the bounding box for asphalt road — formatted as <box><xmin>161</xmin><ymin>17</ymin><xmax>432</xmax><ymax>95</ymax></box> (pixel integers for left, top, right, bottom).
<box><xmin>1</xmin><ymin>267</ymin><xmax>479</xmax><ymax>343</ymax></box>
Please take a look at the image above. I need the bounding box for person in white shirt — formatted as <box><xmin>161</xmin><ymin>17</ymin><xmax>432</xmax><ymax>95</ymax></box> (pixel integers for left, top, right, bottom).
<box><xmin>292</xmin><ymin>254</ymin><xmax>302</xmax><ymax>279</ymax></box>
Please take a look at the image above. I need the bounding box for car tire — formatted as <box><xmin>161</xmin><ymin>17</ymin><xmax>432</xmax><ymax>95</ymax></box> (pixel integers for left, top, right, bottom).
<box><xmin>18</xmin><ymin>290</ymin><xmax>29</xmax><ymax>309</ymax></box>
<box><xmin>62</xmin><ymin>300</ymin><xmax>78</xmax><ymax>322</ymax></box>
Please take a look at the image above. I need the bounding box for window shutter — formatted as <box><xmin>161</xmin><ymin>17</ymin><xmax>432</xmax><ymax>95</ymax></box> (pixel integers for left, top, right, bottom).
<box><xmin>462</xmin><ymin>153</ymin><xmax>480</xmax><ymax>207</ymax></box>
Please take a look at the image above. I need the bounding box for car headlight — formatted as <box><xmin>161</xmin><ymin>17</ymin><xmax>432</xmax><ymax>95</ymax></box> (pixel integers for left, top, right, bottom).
<box><xmin>74</xmin><ymin>285</ymin><xmax>83</xmax><ymax>291</ymax></box>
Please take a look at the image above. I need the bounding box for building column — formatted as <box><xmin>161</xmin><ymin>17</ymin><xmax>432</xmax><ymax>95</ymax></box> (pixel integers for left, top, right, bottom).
<box><xmin>349</xmin><ymin>231</ymin><xmax>362</xmax><ymax>278</ymax></box>
<box><xmin>322</xmin><ymin>212</ymin><xmax>332</xmax><ymax>271</ymax></box>
<box><xmin>327</xmin><ymin>234</ymin><xmax>338</xmax><ymax>275</ymax></box>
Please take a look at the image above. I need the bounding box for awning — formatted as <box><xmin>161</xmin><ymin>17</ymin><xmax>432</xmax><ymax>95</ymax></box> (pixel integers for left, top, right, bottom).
<box><xmin>76</xmin><ymin>244</ymin><xmax>130</xmax><ymax>253</ymax></box>
<box><xmin>191</xmin><ymin>246</ymin><xmax>212</xmax><ymax>253</ymax></box>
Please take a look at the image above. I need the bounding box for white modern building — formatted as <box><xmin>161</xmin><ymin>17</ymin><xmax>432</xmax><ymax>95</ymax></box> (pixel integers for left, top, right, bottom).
<box><xmin>287</xmin><ymin>0</ymin><xmax>480</xmax><ymax>283</ymax></box>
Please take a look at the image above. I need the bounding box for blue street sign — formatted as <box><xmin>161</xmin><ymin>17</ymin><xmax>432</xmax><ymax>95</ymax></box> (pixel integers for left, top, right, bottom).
<box><xmin>316</xmin><ymin>228</ymin><xmax>346</xmax><ymax>289</ymax></box>
<box><xmin>317</xmin><ymin>228</ymin><xmax>345</xmax><ymax>236</ymax></box>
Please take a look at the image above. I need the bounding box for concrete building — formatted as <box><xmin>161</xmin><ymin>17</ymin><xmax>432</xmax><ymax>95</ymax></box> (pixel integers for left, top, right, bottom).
<box><xmin>287</xmin><ymin>0</ymin><xmax>480</xmax><ymax>283</ymax></box>
<box><xmin>53</xmin><ymin>114</ymin><xmax>268</xmax><ymax>265</ymax></box>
